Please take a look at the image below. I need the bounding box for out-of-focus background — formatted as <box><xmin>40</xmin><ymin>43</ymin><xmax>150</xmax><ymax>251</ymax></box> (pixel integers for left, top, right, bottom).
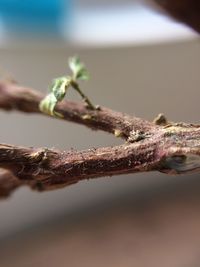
<box><xmin>0</xmin><ymin>0</ymin><xmax>200</xmax><ymax>266</ymax></box>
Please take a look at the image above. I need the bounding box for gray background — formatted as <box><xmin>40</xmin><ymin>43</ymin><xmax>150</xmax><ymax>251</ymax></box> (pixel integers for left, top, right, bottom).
<box><xmin>0</xmin><ymin>38</ymin><xmax>199</xmax><ymax>237</ymax></box>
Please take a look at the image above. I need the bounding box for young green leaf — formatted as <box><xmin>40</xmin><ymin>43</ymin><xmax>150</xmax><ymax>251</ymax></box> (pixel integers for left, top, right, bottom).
<box><xmin>39</xmin><ymin>77</ymin><xmax>71</xmax><ymax>117</ymax></box>
<box><xmin>69</xmin><ymin>56</ymin><xmax>89</xmax><ymax>81</ymax></box>
<box><xmin>39</xmin><ymin>93</ymin><xmax>58</xmax><ymax>116</ymax></box>
<box><xmin>51</xmin><ymin>77</ymin><xmax>71</xmax><ymax>100</ymax></box>
<box><xmin>39</xmin><ymin>55</ymin><xmax>95</xmax><ymax>117</ymax></box>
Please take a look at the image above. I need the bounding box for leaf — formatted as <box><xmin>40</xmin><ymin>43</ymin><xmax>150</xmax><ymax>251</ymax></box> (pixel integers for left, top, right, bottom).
<box><xmin>39</xmin><ymin>77</ymin><xmax>71</xmax><ymax>117</ymax></box>
<box><xmin>39</xmin><ymin>55</ymin><xmax>94</xmax><ymax>116</ymax></box>
<box><xmin>39</xmin><ymin>93</ymin><xmax>58</xmax><ymax>116</ymax></box>
<box><xmin>68</xmin><ymin>56</ymin><xmax>89</xmax><ymax>81</ymax></box>
<box><xmin>51</xmin><ymin>77</ymin><xmax>71</xmax><ymax>100</ymax></box>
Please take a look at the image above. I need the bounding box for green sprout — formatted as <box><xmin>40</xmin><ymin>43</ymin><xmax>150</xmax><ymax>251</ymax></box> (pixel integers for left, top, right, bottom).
<box><xmin>69</xmin><ymin>56</ymin><xmax>89</xmax><ymax>81</ymax></box>
<box><xmin>39</xmin><ymin>56</ymin><xmax>96</xmax><ymax>117</ymax></box>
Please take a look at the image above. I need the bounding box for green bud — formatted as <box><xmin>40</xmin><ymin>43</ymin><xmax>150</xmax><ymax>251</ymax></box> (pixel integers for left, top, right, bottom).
<box><xmin>69</xmin><ymin>56</ymin><xmax>89</xmax><ymax>81</ymax></box>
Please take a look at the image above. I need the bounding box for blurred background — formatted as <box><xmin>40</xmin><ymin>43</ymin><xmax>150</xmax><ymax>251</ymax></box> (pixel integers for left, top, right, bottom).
<box><xmin>0</xmin><ymin>0</ymin><xmax>200</xmax><ymax>266</ymax></box>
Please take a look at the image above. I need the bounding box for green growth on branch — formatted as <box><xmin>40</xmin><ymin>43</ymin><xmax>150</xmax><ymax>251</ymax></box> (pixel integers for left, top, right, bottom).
<box><xmin>39</xmin><ymin>56</ymin><xmax>96</xmax><ymax>117</ymax></box>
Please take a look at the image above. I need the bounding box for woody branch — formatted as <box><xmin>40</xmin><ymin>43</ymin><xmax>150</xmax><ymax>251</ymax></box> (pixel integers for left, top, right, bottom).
<box><xmin>0</xmin><ymin>82</ymin><xmax>200</xmax><ymax>198</ymax></box>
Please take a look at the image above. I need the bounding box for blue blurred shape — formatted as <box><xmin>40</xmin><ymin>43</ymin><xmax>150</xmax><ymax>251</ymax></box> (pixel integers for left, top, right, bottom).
<box><xmin>0</xmin><ymin>0</ymin><xmax>70</xmax><ymax>36</ymax></box>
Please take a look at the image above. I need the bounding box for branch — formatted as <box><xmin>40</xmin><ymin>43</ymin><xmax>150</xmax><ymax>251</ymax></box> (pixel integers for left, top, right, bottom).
<box><xmin>0</xmin><ymin>81</ymin><xmax>153</xmax><ymax>140</ymax></box>
<box><xmin>0</xmin><ymin>142</ymin><xmax>159</xmax><ymax>194</ymax></box>
<box><xmin>0</xmin><ymin>82</ymin><xmax>200</xmax><ymax>198</ymax></box>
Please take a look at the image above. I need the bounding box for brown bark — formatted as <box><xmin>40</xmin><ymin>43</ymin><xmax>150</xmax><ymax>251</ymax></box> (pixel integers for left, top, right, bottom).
<box><xmin>0</xmin><ymin>82</ymin><xmax>200</xmax><ymax>197</ymax></box>
<box><xmin>0</xmin><ymin>82</ymin><xmax>152</xmax><ymax>140</ymax></box>
<box><xmin>0</xmin><ymin>2</ymin><xmax>199</xmax><ymax>198</ymax></box>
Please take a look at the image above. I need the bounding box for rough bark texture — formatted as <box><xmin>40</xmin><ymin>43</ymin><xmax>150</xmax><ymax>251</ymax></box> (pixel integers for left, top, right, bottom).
<box><xmin>0</xmin><ymin>82</ymin><xmax>200</xmax><ymax>197</ymax></box>
<box><xmin>0</xmin><ymin>82</ymin><xmax>152</xmax><ymax>140</ymax></box>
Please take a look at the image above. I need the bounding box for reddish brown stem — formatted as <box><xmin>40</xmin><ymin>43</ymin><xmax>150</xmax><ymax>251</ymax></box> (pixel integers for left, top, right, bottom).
<box><xmin>0</xmin><ymin>82</ymin><xmax>153</xmax><ymax>140</ymax></box>
<box><xmin>0</xmin><ymin>142</ymin><xmax>159</xmax><ymax>194</ymax></box>
<box><xmin>0</xmin><ymin>82</ymin><xmax>200</xmax><ymax>198</ymax></box>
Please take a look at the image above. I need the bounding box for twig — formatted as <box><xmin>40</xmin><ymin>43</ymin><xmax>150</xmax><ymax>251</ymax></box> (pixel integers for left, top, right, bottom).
<box><xmin>0</xmin><ymin>81</ymin><xmax>154</xmax><ymax>140</ymax></box>
<box><xmin>0</xmin><ymin>82</ymin><xmax>200</xmax><ymax>197</ymax></box>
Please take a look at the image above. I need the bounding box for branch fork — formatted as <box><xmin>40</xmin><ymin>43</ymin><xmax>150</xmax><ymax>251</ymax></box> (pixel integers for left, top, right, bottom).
<box><xmin>0</xmin><ymin>81</ymin><xmax>200</xmax><ymax>198</ymax></box>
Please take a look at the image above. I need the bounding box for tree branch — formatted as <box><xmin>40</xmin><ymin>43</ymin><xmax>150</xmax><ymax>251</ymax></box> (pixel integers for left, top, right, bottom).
<box><xmin>0</xmin><ymin>81</ymin><xmax>153</xmax><ymax>140</ymax></box>
<box><xmin>0</xmin><ymin>142</ymin><xmax>159</xmax><ymax>194</ymax></box>
<box><xmin>0</xmin><ymin>81</ymin><xmax>200</xmax><ymax>198</ymax></box>
<box><xmin>0</xmin><ymin>0</ymin><xmax>199</xmax><ymax>198</ymax></box>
